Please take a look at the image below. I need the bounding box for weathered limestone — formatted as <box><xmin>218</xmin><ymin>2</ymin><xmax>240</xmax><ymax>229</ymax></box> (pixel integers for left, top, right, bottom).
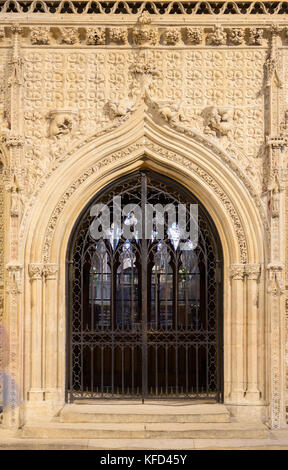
<box><xmin>0</xmin><ymin>1</ymin><xmax>287</xmax><ymax>437</ymax></box>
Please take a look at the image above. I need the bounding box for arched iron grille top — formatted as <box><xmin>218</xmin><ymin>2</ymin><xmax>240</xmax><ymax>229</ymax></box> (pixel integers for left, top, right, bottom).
<box><xmin>67</xmin><ymin>171</ymin><xmax>223</xmax><ymax>401</ymax></box>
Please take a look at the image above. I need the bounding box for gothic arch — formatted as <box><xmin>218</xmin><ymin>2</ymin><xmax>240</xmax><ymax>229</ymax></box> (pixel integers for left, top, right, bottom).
<box><xmin>21</xmin><ymin>111</ymin><xmax>265</xmax><ymax>266</ymax></box>
<box><xmin>20</xmin><ymin>115</ymin><xmax>267</xmax><ymax>423</ymax></box>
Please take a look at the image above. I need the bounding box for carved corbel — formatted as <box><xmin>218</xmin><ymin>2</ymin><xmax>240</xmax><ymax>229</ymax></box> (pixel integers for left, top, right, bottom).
<box><xmin>6</xmin><ymin>263</ymin><xmax>23</xmax><ymax>294</ymax></box>
<box><xmin>267</xmin><ymin>263</ymin><xmax>284</xmax><ymax>296</ymax></box>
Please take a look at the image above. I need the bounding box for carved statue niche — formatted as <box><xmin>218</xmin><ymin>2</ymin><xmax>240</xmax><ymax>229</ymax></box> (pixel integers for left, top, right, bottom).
<box><xmin>48</xmin><ymin>110</ymin><xmax>77</xmax><ymax>139</ymax></box>
<box><xmin>202</xmin><ymin>106</ymin><xmax>234</xmax><ymax>138</ymax></box>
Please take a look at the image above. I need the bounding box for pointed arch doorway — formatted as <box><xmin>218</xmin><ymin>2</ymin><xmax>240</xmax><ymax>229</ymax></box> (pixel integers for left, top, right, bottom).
<box><xmin>66</xmin><ymin>170</ymin><xmax>223</xmax><ymax>402</ymax></box>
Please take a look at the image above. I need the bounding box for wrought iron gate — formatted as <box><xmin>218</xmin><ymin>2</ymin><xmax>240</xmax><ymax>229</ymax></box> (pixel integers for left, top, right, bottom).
<box><xmin>67</xmin><ymin>171</ymin><xmax>223</xmax><ymax>401</ymax></box>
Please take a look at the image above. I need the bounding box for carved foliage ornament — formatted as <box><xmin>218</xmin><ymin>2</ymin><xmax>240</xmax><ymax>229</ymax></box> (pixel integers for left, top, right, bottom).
<box><xmin>109</xmin><ymin>27</ymin><xmax>128</xmax><ymax>45</ymax></box>
<box><xmin>86</xmin><ymin>27</ymin><xmax>106</xmax><ymax>45</ymax></box>
<box><xmin>30</xmin><ymin>26</ymin><xmax>50</xmax><ymax>45</ymax></box>
<box><xmin>206</xmin><ymin>26</ymin><xmax>227</xmax><ymax>46</ymax></box>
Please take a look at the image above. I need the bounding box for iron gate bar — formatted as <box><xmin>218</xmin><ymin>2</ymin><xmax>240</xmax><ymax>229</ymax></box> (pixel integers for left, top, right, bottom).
<box><xmin>67</xmin><ymin>170</ymin><xmax>223</xmax><ymax>402</ymax></box>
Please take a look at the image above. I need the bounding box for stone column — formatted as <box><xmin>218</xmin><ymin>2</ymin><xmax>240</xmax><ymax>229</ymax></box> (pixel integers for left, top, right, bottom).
<box><xmin>28</xmin><ymin>263</ymin><xmax>44</xmax><ymax>401</ymax></box>
<box><xmin>43</xmin><ymin>263</ymin><xmax>59</xmax><ymax>401</ymax></box>
<box><xmin>2</xmin><ymin>264</ymin><xmax>23</xmax><ymax>428</ymax></box>
<box><xmin>229</xmin><ymin>263</ymin><xmax>245</xmax><ymax>402</ymax></box>
<box><xmin>245</xmin><ymin>263</ymin><xmax>261</xmax><ymax>401</ymax></box>
<box><xmin>267</xmin><ymin>263</ymin><xmax>287</xmax><ymax>428</ymax></box>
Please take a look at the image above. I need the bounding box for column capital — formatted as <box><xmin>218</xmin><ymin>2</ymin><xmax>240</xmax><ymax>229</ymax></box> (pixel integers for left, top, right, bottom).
<box><xmin>229</xmin><ymin>263</ymin><xmax>245</xmax><ymax>280</ymax></box>
<box><xmin>28</xmin><ymin>263</ymin><xmax>44</xmax><ymax>280</ymax></box>
<box><xmin>245</xmin><ymin>263</ymin><xmax>261</xmax><ymax>280</ymax></box>
<box><xmin>44</xmin><ymin>263</ymin><xmax>59</xmax><ymax>280</ymax></box>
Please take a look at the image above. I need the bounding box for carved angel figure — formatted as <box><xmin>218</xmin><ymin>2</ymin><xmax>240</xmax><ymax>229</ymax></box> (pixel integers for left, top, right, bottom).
<box><xmin>154</xmin><ymin>101</ymin><xmax>187</xmax><ymax>123</ymax></box>
<box><xmin>107</xmin><ymin>98</ymin><xmax>136</xmax><ymax>119</ymax></box>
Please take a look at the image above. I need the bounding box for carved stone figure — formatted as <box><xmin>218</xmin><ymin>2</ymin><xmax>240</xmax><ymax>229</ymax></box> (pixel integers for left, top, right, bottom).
<box><xmin>202</xmin><ymin>106</ymin><xmax>234</xmax><ymax>137</ymax></box>
<box><xmin>132</xmin><ymin>12</ymin><xmax>158</xmax><ymax>46</ymax></box>
<box><xmin>228</xmin><ymin>28</ymin><xmax>244</xmax><ymax>45</ymax></box>
<box><xmin>48</xmin><ymin>110</ymin><xmax>77</xmax><ymax>138</ymax></box>
<box><xmin>248</xmin><ymin>28</ymin><xmax>264</xmax><ymax>45</ymax></box>
<box><xmin>106</xmin><ymin>98</ymin><xmax>136</xmax><ymax>118</ymax></box>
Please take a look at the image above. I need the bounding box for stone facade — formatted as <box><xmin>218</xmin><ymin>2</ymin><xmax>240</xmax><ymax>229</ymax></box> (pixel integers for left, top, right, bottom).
<box><xmin>0</xmin><ymin>1</ymin><xmax>287</xmax><ymax>430</ymax></box>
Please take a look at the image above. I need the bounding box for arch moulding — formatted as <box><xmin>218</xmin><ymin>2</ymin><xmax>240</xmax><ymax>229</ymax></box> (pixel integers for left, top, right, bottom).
<box><xmin>18</xmin><ymin>112</ymin><xmax>277</xmax><ymax>428</ymax></box>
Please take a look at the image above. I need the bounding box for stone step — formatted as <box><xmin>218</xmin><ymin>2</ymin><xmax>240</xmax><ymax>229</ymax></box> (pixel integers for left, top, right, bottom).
<box><xmin>22</xmin><ymin>422</ymin><xmax>269</xmax><ymax>440</ymax></box>
<box><xmin>60</xmin><ymin>403</ymin><xmax>230</xmax><ymax>423</ymax></box>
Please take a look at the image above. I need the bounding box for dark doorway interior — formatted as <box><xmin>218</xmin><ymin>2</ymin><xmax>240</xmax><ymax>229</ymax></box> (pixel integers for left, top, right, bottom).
<box><xmin>66</xmin><ymin>171</ymin><xmax>223</xmax><ymax>401</ymax></box>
